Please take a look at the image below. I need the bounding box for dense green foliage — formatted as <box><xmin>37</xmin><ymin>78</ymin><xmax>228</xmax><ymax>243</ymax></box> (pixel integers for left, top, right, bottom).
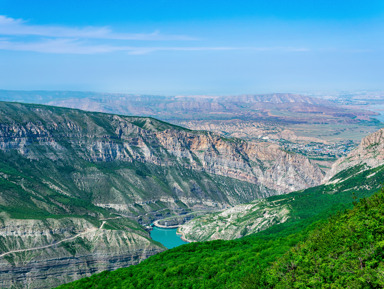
<box><xmin>260</xmin><ymin>188</ymin><xmax>384</xmax><ymax>288</ymax></box>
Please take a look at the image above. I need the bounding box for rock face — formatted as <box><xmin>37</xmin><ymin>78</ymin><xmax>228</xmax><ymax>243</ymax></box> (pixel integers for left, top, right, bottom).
<box><xmin>0</xmin><ymin>102</ymin><xmax>323</xmax><ymax>213</ymax></box>
<box><xmin>0</xmin><ymin>215</ymin><xmax>163</xmax><ymax>289</ymax></box>
<box><xmin>0</xmin><ymin>101</ymin><xmax>323</xmax><ymax>288</ymax></box>
<box><xmin>323</xmin><ymin>128</ymin><xmax>384</xmax><ymax>183</ymax></box>
<box><xmin>178</xmin><ymin>199</ymin><xmax>289</xmax><ymax>242</ymax></box>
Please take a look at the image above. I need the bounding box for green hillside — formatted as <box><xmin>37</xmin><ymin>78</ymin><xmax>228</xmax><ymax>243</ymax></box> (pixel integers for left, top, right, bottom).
<box><xmin>260</xmin><ymin>188</ymin><xmax>384</xmax><ymax>288</ymax></box>
<box><xmin>179</xmin><ymin>161</ymin><xmax>384</xmax><ymax>242</ymax></box>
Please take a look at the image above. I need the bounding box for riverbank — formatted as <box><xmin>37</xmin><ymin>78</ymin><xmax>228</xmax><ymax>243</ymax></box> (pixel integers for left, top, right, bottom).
<box><xmin>176</xmin><ymin>227</ymin><xmax>194</xmax><ymax>243</ymax></box>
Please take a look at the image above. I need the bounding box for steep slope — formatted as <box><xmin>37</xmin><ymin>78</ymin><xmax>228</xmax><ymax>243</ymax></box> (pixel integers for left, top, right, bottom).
<box><xmin>178</xmin><ymin>199</ymin><xmax>289</xmax><ymax>242</ymax></box>
<box><xmin>323</xmin><ymin>127</ymin><xmax>384</xmax><ymax>183</ymax></box>
<box><xmin>178</xmin><ymin>159</ymin><xmax>384</xmax><ymax>243</ymax></box>
<box><xmin>0</xmin><ymin>101</ymin><xmax>323</xmax><ymax>288</ymax></box>
<box><xmin>0</xmin><ymin>101</ymin><xmax>323</xmax><ymax>219</ymax></box>
<box><xmin>261</xmin><ymin>188</ymin><xmax>384</xmax><ymax>288</ymax></box>
<box><xmin>0</xmin><ymin>216</ymin><xmax>163</xmax><ymax>289</ymax></box>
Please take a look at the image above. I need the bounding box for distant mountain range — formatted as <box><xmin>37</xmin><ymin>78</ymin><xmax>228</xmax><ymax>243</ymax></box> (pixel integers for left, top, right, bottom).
<box><xmin>0</xmin><ymin>90</ymin><xmax>376</xmax><ymax>123</ymax></box>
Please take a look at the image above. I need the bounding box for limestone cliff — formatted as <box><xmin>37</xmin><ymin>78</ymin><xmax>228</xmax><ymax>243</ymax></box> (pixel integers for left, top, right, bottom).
<box><xmin>178</xmin><ymin>199</ymin><xmax>289</xmax><ymax>242</ymax></box>
<box><xmin>0</xmin><ymin>215</ymin><xmax>163</xmax><ymax>288</ymax></box>
<box><xmin>0</xmin><ymin>102</ymin><xmax>323</xmax><ymax>216</ymax></box>
<box><xmin>323</xmin><ymin>128</ymin><xmax>384</xmax><ymax>183</ymax></box>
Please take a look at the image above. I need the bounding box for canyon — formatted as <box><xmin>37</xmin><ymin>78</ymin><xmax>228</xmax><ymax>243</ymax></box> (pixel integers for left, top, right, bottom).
<box><xmin>0</xmin><ymin>101</ymin><xmax>323</xmax><ymax>288</ymax></box>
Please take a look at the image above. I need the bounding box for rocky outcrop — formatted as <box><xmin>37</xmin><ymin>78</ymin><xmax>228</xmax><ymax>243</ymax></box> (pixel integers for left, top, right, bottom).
<box><xmin>178</xmin><ymin>199</ymin><xmax>289</xmax><ymax>242</ymax></box>
<box><xmin>0</xmin><ymin>215</ymin><xmax>163</xmax><ymax>289</ymax></box>
<box><xmin>0</xmin><ymin>102</ymin><xmax>323</xmax><ymax>214</ymax></box>
<box><xmin>153</xmin><ymin>129</ymin><xmax>323</xmax><ymax>193</ymax></box>
<box><xmin>323</xmin><ymin>128</ymin><xmax>384</xmax><ymax>183</ymax></box>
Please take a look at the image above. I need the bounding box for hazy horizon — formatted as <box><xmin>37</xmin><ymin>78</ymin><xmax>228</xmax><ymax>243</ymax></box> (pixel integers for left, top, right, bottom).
<box><xmin>0</xmin><ymin>88</ymin><xmax>383</xmax><ymax>97</ymax></box>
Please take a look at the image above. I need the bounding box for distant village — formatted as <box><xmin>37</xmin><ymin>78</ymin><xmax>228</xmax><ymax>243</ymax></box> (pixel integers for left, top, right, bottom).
<box><xmin>279</xmin><ymin>140</ymin><xmax>356</xmax><ymax>159</ymax></box>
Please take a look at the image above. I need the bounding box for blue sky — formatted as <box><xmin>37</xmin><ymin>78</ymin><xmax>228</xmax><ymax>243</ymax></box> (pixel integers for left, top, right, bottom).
<box><xmin>0</xmin><ymin>0</ymin><xmax>383</xmax><ymax>95</ymax></box>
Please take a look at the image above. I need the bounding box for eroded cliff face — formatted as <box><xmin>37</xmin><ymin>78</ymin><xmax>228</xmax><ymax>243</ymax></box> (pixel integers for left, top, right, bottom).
<box><xmin>178</xmin><ymin>199</ymin><xmax>289</xmax><ymax>242</ymax></box>
<box><xmin>153</xmin><ymin>129</ymin><xmax>323</xmax><ymax>192</ymax></box>
<box><xmin>323</xmin><ymin>128</ymin><xmax>384</xmax><ymax>183</ymax></box>
<box><xmin>0</xmin><ymin>103</ymin><xmax>323</xmax><ymax>211</ymax></box>
<box><xmin>0</xmin><ymin>215</ymin><xmax>163</xmax><ymax>289</ymax></box>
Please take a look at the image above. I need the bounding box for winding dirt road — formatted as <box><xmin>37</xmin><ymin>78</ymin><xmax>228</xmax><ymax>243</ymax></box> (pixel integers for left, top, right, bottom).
<box><xmin>0</xmin><ymin>221</ymin><xmax>106</xmax><ymax>258</ymax></box>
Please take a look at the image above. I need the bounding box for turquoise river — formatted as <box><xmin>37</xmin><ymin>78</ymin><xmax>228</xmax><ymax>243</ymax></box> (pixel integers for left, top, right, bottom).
<box><xmin>150</xmin><ymin>226</ymin><xmax>188</xmax><ymax>249</ymax></box>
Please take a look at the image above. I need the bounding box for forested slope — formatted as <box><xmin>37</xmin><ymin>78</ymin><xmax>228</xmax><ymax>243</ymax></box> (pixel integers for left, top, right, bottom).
<box><xmin>260</xmin><ymin>188</ymin><xmax>384</xmax><ymax>288</ymax></box>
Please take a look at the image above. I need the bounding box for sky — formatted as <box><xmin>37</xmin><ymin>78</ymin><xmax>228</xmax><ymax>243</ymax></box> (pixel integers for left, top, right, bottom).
<box><xmin>0</xmin><ymin>0</ymin><xmax>383</xmax><ymax>95</ymax></box>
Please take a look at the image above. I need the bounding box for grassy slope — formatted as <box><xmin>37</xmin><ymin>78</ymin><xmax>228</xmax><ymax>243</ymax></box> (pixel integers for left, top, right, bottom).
<box><xmin>0</xmin><ymin>149</ymin><xmax>110</xmax><ymax>221</ymax></box>
<box><xmin>58</xmin><ymin>162</ymin><xmax>384</xmax><ymax>289</ymax></box>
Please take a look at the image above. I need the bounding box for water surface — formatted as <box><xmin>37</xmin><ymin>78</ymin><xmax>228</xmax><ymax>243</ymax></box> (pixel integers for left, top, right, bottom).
<box><xmin>150</xmin><ymin>226</ymin><xmax>188</xmax><ymax>249</ymax></box>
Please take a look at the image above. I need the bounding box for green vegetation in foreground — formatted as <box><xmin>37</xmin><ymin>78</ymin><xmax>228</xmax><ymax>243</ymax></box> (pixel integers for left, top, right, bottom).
<box><xmin>57</xmin><ymin>226</ymin><xmax>310</xmax><ymax>289</ymax></box>
<box><xmin>58</xmin><ymin>180</ymin><xmax>384</xmax><ymax>289</ymax></box>
<box><xmin>258</xmin><ymin>188</ymin><xmax>384</xmax><ymax>288</ymax></box>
